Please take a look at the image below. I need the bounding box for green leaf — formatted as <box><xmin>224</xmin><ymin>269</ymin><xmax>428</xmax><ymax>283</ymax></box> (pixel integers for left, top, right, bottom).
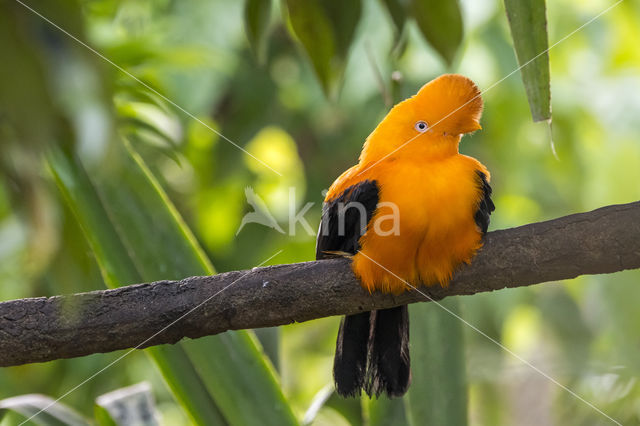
<box><xmin>48</xmin><ymin>146</ymin><xmax>225</xmax><ymax>426</ymax></box>
<box><xmin>0</xmin><ymin>394</ymin><xmax>90</xmax><ymax>426</ymax></box>
<box><xmin>185</xmin><ymin>331</ymin><xmax>297</xmax><ymax>426</ymax></box>
<box><xmin>285</xmin><ymin>0</ymin><xmax>362</xmax><ymax>97</ymax></box>
<box><xmin>115</xmin><ymin>99</ymin><xmax>183</xmax><ymax>149</ymax></box>
<box><xmin>324</xmin><ymin>393</ymin><xmax>362</xmax><ymax>426</ymax></box>
<box><xmin>94</xmin><ymin>405</ymin><xmax>118</xmax><ymax>426</ymax></box>
<box><xmin>244</xmin><ymin>0</ymin><xmax>272</xmax><ymax>64</ymax></box>
<box><xmin>48</xmin><ymin>141</ymin><xmax>297</xmax><ymax>426</ymax></box>
<box><xmin>368</xmin><ymin>396</ymin><xmax>408</xmax><ymax>426</ymax></box>
<box><xmin>503</xmin><ymin>0</ymin><xmax>551</xmax><ymax>121</ymax></box>
<box><xmin>253</xmin><ymin>327</ymin><xmax>281</xmax><ymax>371</ymax></box>
<box><xmin>144</xmin><ymin>346</ymin><xmax>226</xmax><ymax>426</ymax></box>
<box><xmin>302</xmin><ymin>386</ymin><xmax>362</xmax><ymax>426</ymax></box>
<box><xmin>406</xmin><ymin>299</ymin><xmax>468</xmax><ymax>425</ymax></box>
<box><xmin>95</xmin><ymin>382</ymin><xmax>158</xmax><ymax>426</ymax></box>
<box><xmin>381</xmin><ymin>0</ymin><xmax>407</xmax><ymax>36</ymax></box>
<box><xmin>381</xmin><ymin>0</ymin><xmax>409</xmax><ymax>56</ymax></box>
<box><xmin>90</xmin><ymin>139</ymin><xmax>216</xmax><ymax>281</ymax></box>
<box><xmin>411</xmin><ymin>0</ymin><xmax>463</xmax><ymax>66</ymax></box>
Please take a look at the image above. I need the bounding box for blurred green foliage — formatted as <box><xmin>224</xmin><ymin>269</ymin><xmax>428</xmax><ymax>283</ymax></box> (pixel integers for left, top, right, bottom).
<box><xmin>1</xmin><ymin>0</ymin><xmax>640</xmax><ymax>425</ymax></box>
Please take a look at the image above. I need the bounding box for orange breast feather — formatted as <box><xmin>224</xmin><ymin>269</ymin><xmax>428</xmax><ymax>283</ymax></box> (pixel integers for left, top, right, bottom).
<box><xmin>324</xmin><ymin>74</ymin><xmax>491</xmax><ymax>295</ymax></box>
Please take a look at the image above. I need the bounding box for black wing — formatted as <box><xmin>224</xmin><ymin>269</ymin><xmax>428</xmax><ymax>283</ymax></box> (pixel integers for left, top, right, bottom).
<box><xmin>474</xmin><ymin>170</ymin><xmax>495</xmax><ymax>235</ymax></box>
<box><xmin>316</xmin><ymin>180</ymin><xmax>379</xmax><ymax>259</ymax></box>
<box><xmin>316</xmin><ymin>180</ymin><xmax>379</xmax><ymax>397</ymax></box>
<box><xmin>316</xmin><ymin>180</ymin><xmax>411</xmax><ymax>397</ymax></box>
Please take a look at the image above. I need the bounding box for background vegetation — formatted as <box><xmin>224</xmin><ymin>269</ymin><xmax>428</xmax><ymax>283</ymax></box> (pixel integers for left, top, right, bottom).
<box><xmin>1</xmin><ymin>0</ymin><xmax>639</xmax><ymax>424</ymax></box>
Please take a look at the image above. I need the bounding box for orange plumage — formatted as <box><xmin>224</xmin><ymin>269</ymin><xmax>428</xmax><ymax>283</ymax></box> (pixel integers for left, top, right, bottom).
<box><xmin>325</xmin><ymin>74</ymin><xmax>490</xmax><ymax>294</ymax></box>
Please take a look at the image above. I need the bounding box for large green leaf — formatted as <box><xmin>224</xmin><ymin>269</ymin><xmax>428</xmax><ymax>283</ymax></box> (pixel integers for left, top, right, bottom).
<box><xmin>411</xmin><ymin>0</ymin><xmax>463</xmax><ymax>66</ymax></box>
<box><xmin>254</xmin><ymin>327</ymin><xmax>281</xmax><ymax>371</ymax></box>
<box><xmin>368</xmin><ymin>396</ymin><xmax>408</xmax><ymax>426</ymax></box>
<box><xmin>406</xmin><ymin>299</ymin><xmax>468</xmax><ymax>425</ymax></box>
<box><xmin>244</xmin><ymin>0</ymin><xmax>272</xmax><ymax>64</ymax></box>
<box><xmin>186</xmin><ymin>331</ymin><xmax>295</xmax><ymax>426</ymax></box>
<box><xmin>302</xmin><ymin>386</ymin><xmax>362</xmax><ymax>426</ymax></box>
<box><xmin>48</xmin><ymin>141</ymin><xmax>297</xmax><ymax>426</ymax></box>
<box><xmin>284</xmin><ymin>0</ymin><xmax>361</xmax><ymax>97</ymax></box>
<box><xmin>504</xmin><ymin>0</ymin><xmax>551</xmax><ymax>121</ymax></box>
<box><xmin>48</xmin><ymin>146</ymin><xmax>225</xmax><ymax>426</ymax></box>
<box><xmin>0</xmin><ymin>394</ymin><xmax>90</xmax><ymax>426</ymax></box>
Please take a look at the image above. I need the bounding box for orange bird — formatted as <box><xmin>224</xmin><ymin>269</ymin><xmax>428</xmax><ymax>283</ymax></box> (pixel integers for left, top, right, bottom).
<box><xmin>316</xmin><ymin>74</ymin><xmax>494</xmax><ymax>397</ymax></box>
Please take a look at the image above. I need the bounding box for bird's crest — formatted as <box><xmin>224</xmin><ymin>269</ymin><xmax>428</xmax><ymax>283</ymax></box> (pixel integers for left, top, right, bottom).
<box><xmin>412</xmin><ymin>74</ymin><xmax>483</xmax><ymax>135</ymax></box>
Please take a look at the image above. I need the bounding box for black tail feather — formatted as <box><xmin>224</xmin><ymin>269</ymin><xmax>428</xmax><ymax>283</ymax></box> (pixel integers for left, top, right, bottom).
<box><xmin>333</xmin><ymin>311</ymin><xmax>371</xmax><ymax>397</ymax></box>
<box><xmin>333</xmin><ymin>306</ymin><xmax>411</xmax><ymax>398</ymax></box>
<box><xmin>365</xmin><ymin>306</ymin><xmax>411</xmax><ymax>398</ymax></box>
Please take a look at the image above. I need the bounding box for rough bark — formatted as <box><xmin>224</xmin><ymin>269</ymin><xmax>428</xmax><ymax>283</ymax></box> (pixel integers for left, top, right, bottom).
<box><xmin>1</xmin><ymin>202</ymin><xmax>639</xmax><ymax>367</ymax></box>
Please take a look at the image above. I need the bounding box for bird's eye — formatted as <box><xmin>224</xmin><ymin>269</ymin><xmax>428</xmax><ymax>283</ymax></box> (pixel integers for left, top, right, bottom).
<box><xmin>414</xmin><ymin>121</ymin><xmax>429</xmax><ymax>133</ymax></box>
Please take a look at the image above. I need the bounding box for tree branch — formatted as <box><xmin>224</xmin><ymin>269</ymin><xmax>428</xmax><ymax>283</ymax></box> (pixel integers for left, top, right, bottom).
<box><xmin>1</xmin><ymin>202</ymin><xmax>639</xmax><ymax>367</ymax></box>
